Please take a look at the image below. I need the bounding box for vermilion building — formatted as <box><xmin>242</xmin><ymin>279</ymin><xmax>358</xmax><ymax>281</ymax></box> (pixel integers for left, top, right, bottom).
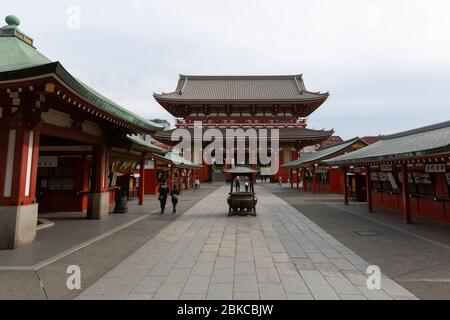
<box><xmin>326</xmin><ymin>121</ymin><xmax>450</xmax><ymax>224</ymax></box>
<box><xmin>282</xmin><ymin>138</ymin><xmax>368</xmax><ymax>196</ymax></box>
<box><xmin>153</xmin><ymin>75</ymin><xmax>333</xmax><ymax>182</ymax></box>
<box><xmin>0</xmin><ymin>16</ymin><xmax>169</xmax><ymax>249</ymax></box>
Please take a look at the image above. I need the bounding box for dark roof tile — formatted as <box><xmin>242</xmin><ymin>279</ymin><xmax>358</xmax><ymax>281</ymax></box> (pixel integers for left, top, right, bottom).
<box><xmin>154</xmin><ymin>74</ymin><xmax>328</xmax><ymax>102</ymax></box>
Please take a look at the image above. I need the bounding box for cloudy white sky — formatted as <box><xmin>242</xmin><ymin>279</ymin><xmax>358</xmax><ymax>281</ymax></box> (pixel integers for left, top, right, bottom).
<box><xmin>4</xmin><ymin>0</ymin><xmax>450</xmax><ymax>139</ymax></box>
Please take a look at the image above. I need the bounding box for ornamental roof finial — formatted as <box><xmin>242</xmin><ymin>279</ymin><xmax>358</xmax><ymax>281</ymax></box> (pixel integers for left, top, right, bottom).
<box><xmin>5</xmin><ymin>15</ymin><xmax>20</xmax><ymax>28</ymax></box>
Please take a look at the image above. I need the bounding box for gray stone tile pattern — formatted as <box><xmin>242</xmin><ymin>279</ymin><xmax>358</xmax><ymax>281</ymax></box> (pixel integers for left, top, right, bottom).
<box><xmin>77</xmin><ymin>186</ymin><xmax>417</xmax><ymax>300</ymax></box>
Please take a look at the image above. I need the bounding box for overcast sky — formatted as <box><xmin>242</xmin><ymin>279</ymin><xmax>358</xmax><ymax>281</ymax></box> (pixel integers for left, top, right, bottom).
<box><xmin>4</xmin><ymin>0</ymin><xmax>450</xmax><ymax>139</ymax></box>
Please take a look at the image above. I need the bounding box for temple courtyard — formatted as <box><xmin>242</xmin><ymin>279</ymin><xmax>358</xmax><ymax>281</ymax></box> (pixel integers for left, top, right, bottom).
<box><xmin>2</xmin><ymin>183</ymin><xmax>450</xmax><ymax>300</ymax></box>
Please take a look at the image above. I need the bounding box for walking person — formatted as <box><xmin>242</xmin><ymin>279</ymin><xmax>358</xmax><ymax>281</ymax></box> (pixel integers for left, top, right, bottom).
<box><xmin>234</xmin><ymin>176</ymin><xmax>241</xmax><ymax>192</ymax></box>
<box><xmin>170</xmin><ymin>184</ymin><xmax>180</xmax><ymax>215</ymax></box>
<box><xmin>158</xmin><ymin>181</ymin><xmax>168</xmax><ymax>214</ymax></box>
<box><xmin>250</xmin><ymin>178</ymin><xmax>254</xmax><ymax>193</ymax></box>
<box><xmin>194</xmin><ymin>177</ymin><xmax>200</xmax><ymax>192</ymax></box>
<box><xmin>244</xmin><ymin>177</ymin><xmax>249</xmax><ymax>192</ymax></box>
<box><xmin>278</xmin><ymin>176</ymin><xmax>283</xmax><ymax>187</ymax></box>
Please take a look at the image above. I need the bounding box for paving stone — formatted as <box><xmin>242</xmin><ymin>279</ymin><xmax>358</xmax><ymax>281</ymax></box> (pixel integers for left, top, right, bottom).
<box><xmin>100</xmin><ymin>285</ymin><xmax>135</xmax><ymax>300</ymax></box>
<box><xmin>133</xmin><ymin>275</ymin><xmax>165</xmax><ymax>294</ymax></box>
<box><xmin>287</xmin><ymin>293</ymin><xmax>314</xmax><ymax>300</ymax></box>
<box><xmin>79</xmin><ymin>185</ymin><xmax>414</xmax><ymax>301</ymax></box>
<box><xmin>292</xmin><ymin>258</ymin><xmax>316</xmax><ymax>271</ymax></box>
<box><xmin>125</xmin><ymin>293</ymin><xmax>153</xmax><ymax>300</ymax></box>
<box><xmin>233</xmin><ymin>292</ymin><xmax>260</xmax><ymax>300</ymax></box>
<box><xmin>164</xmin><ymin>268</ymin><xmax>191</xmax><ymax>284</ymax></box>
<box><xmin>315</xmin><ymin>263</ymin><xmax>343</xmax><ymax>277</ymax></box>
<box><xmin>76</xmin><ymin>294</ymin><xmax>102</xmax><ymax>300</ymax></box>
<box><xmin>207</xmin><ymin>283</ymin><xmax>233</xmax><ymax>300</ymax></box>
<box><xmin>153</xmin><ymin>283</ymin><xmax>184</xmax><ymax>300</ymax></box>
<box><xmin>259</xmin><ymin>283</ymin><xmax>287</xmax><ymax>300</ymax></box>
<box><xmin>272</xmin><ymin>252</ymin><xmax>290</xmax><ymax>263</ymax></box>
<box><xmin>211</xmin><ymin>268</ymin><xmax>234</xmax><ymax>283</ymax></box>
<box><xmin>356</xmin><ymin>286</ymin><xmax>394</xmax><ymax>300</ymax></box>
<box><xmin>256</xmin><ymin>268</ymin><xmax>280</xmax><ymax>283</ymax></box>
<box><xmin>307</xmin><ymin>253</ymin><xmax>330</xmax><ymax>264</ymax></box>
<box><xmin>234</xmin><ymin>274</ymin><xmax>259</xmax><ymax>292</ymax></box>
<box><xmin>179</xmin><ymin>293</ymin><xmax>206</xmax><ymax>300</ymax></box>
<box><xmin>235</xmin><ymin>253</ymin><xmax>254</xmax><ymax>263</ymax></box>
<box><xmin>339</xmin><ymin>294</ymin><xmax>367</xmax><ymax>300</ymax></box>
<box><xmin>341</xmin><ymin>270</ymin><xmax>369</xmax><ymax>286</ymax></box>
<box><xmin>215</xmin><ymin>256</ymin><xmax>235</xmax><ymax>268</ymax></box>
<box><xmin>191</xmin><ymin>262</ymin><xmax>214</xmax><ymax>276</ymax></box>
<box><xmin>299</xmin><ymin>270</ymin><xmax>329</xmax><ymax>286</ymax></box>
<box><xmin>254</xmin><ymin>256</ymin><xmax>276</xmax><ymax>268</ymax></box>
<box><xmin>197</xmin><ymin>251</ymin><xmax>217</xmax><ymax>262</ymax></box>
<box><xmin>307</xmin><ymin>284</ymin><xmax>340</xmax><ymax>300</ymax></box>
<box><xmin>275</xmin><ymin>262</ymin><xmax>299</xmax><ymax>276</ymax></box>
<box><xmin>82</xmin><ymin>277</ymin><xmax>121</xmax><ymax>295</ymax></box>
<box><xmin>235</xmin><ymin>262</ymin><xmax>255</xmax><ymax>275</ymax></box>
<box><xmin>279</xmin><ymin>275</ymin><xmax>310</xmax><ymax>294</ymax></box>
<box><xmin>149</xmin><ymin>262</ymin><xmax>175</xmax><ymax>275</ymax></box>
<box><xmin>329</xmin><ymin>258</ymin><xmax>358</xmax><ymax>271</ymax></box>
<box><xmin>326</xmin><ymin>276</ymin><xmax>361</xmax><ymax>295</ymax></box>
<box><xmin>183</xmin><ymin>276</ymin><xmax>211</xmax><ymax>294</ymax></box>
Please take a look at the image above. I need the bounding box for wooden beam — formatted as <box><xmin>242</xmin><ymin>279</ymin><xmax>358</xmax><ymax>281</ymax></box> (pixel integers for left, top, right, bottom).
<box><xmin>41</xmin><ymin>123</ymin><xmax>102</xmax><ymax>145</ymax></box>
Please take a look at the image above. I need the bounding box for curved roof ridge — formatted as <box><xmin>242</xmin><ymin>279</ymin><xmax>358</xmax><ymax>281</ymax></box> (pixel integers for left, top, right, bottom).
<box><xmin>178</xmin><ymin>74</ymin><xmax>304</xmax><ymax>80</ymax></box>
<box><xmin>383</xmin><ymin>120</ymin><xmax>450</xmax><ymax>140</ymax></box>
<box><xmin>317</xmin><ymin>136</ymin><xmax>363</xmax><ymax>151</ymax></box>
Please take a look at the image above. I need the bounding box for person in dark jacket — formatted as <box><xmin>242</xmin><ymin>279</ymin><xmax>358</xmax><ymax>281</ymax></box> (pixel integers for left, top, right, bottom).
<box><xmin>170</xmin><ymin>184</ymin><xmax>180</xmax><ymax>215</ymax></box>
<box><xmin>234</xmin><ymin>176</ymin><xmax>241</xmax><ymax>192</ymax></box>
<box><xmin>249</xmin><ymin>178</ymin><xmax>255</xmax><ymax>193</ymax></box>
<box><xmin>158</xmin><ymin>181</ymin><xmax>168</xmax><ymax>214</ymax></box>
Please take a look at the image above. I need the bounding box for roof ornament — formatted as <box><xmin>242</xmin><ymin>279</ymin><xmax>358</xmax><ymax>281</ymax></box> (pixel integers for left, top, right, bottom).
<box><xmin>179</xmin><ymin>76</ymin><xmax>188</xmax><ymax>95</ymax></box>
<box><xmin>1</xmin><ymin>15</ymin><xmax>34</xmax><ymax>46</ymax></box>
<box><xmin>5</xmin><ymin>15</ymin><xmax>20</xmax><ymax>28</ymax></box>
<box><xmin>294</xmin><ymin>76</ymin><xmax>303</xmax><ymax>95</ymax></box>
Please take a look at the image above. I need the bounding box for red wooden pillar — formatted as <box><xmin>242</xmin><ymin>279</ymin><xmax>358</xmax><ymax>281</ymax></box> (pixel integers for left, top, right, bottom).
<box><xmin>93</xmin><ymin>143</ymin><xmax>108</xmax><ymax>193</ymax></box>
<box><xmin>296</xmin><ymin>169</ymin><xmax>300</xmax><ymax>189</ymax></box>
<box><xmin>87</xmin><ymin>143</ymin><xmax>109</xmax><ymax>220</ymax></box>
<box><xmin>343</xmin><ymin>166</ymin><xmax>349</xmax><ymax>205</ymax></box>
<box><xmin>312</xmin><ymin>165</ymin><xmax>317</xmax><ymax>194</ymax></box>
<box><xmin>138</xmin><ymin>158</ymin><xmax>145</xmax><ymax>205</ymax></box>
<box><xmin>401</xmin><ymin>163</ymin><xmax>412</xmax><ymax>224</ymax></box>
<box><xmin>0</xmin><ymin>126</ymin><xmax>40</xmax><ymax>206</ymax></box>
<box><xmin>0</xmin><ymin>121</ymin><xmax>41</xmax><ymax>249</ymax></box>
<box><xmin>179</xmin><ymin>169</ymin><xmax>184</xmax><ymax>195</ymax></box>
<box><xmin>303</xmin><ymin>169</ymin><xmax>307</xmax><ymax>192</ymax></box>
<box><xmin>365</xmin><ymin>166</ymin><xmax>373</xmax><ymax>212</ymax></box>
<box><xmin>80</xmin><ymin>154</ymin><xmax>90</xmax><ymax>211</ymax></box>
<box><xmin>290</xmin><ymin>168</ymin><xmax>294</xmax><ymax>188</ymax></box>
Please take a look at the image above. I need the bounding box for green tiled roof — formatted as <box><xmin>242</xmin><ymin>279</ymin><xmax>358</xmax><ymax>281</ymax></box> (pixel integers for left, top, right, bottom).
<box><xmin>0</xmin><ymin>36</ymin><xmax>51</xmax><ymax>72</ymax></box>
<box><xmin>324</xmin><ymin>121</ymin><xmax>450</xmax><ymax>165</ymax></box>
<box><xmin>126</xmin><ymin>135</ymin><xmax>169</xmax><ymax>155</ymax></box>
<box><xmin>153</xmin><ymin>152</ymin><xmax>202</xmax><ymax>169</ymax></box>
<box><xmin>282</xmin><ymin>138</ymin><xmax>367</xmax><ymax>168</ymax></box>
<box><xmin>0</xmin><ymin>17</ymin><xmax>164</xmax><ymax>133</ymax></box>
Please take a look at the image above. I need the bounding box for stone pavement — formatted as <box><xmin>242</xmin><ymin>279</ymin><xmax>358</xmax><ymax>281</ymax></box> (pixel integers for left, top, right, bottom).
<box><xmin>77</xmin><ymin>185</ymin><xmax>417</xmax><ymax>300</ymax></box>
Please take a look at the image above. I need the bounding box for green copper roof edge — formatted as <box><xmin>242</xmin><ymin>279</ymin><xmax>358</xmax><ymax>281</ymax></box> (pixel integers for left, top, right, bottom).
<box><xmin>126</xmin><ymin>135</ymin><xmax>169</xmax><ymax>155</ymax></box>
<box><xmin>324</xmin><ymin>147</ymin><xmax>450</xmax><ymax>166</ymax></box>
<box><xmin>281</xmin><ymin>138</ymin><xmax>367</xmax><ymax>168</ymax></box>
<box><xmin>0</xmin><ymin>61</ymin><xmax>164</xmax><ymax>133</ymax></box>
